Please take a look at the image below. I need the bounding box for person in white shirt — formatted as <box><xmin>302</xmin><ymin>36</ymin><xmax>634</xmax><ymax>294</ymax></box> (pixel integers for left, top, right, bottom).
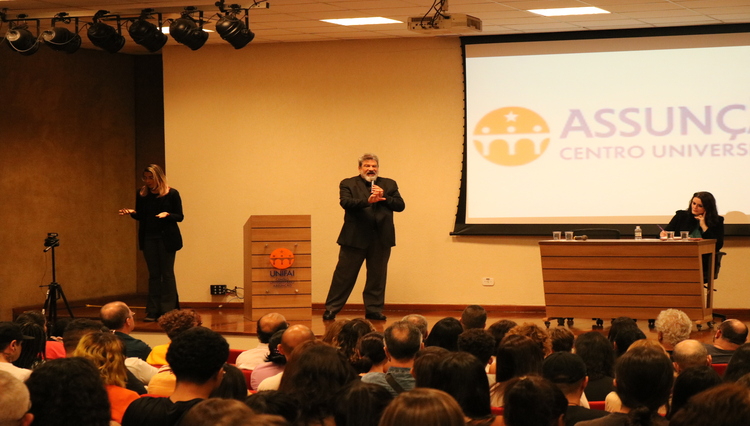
<box><xmin>236</xmin><ymin>313</ymin><xmax>287</xmax><ymax>370</ymax></box>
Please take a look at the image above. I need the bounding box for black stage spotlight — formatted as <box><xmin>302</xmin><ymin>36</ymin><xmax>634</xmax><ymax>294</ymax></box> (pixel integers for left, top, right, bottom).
<box><xmin>88</xmin><ymin>11</ymin><xmax>125</xmax><ymax>53</ymax></box>
<box><xmin>129</xmin><ymin>18</ymin><xmax>168</xmax><ymax>52</ymax></box>
<box><xmin>216</xmin><ymin>14</ymin><xmax>254</xmax><ymax>49</ymax></box>
<box><xmin>42</xmin><ymin>27</ymin><xmax>82</xmax><ymax>53</ymax></box>
<box><xmin>6</xmin><ymin>25</ymin><xmax>40</xmax><ymax>56</ymax></box>
<box><xmin>169</xmin><ymin>14</ymin><xmax>208</xmax><ymax>50</ymax></box>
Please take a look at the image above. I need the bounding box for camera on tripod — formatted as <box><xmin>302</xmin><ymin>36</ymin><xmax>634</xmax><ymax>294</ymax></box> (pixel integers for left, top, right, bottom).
<box><xmin>44</xmin><ymin>232</ymin><xmax>60</xmax><ymax>251</ymax></box>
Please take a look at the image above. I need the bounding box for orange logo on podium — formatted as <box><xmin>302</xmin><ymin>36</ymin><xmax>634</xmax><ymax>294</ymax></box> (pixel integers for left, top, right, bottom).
<box><xmin>269</xmin><ymin>248</ymin><xmax>295</xmax><ymax>269</ymax></box>
<box><xmin>473</xmin><ymin>107</ymin><xmax>550</xmax><ymax>166</ymax></box>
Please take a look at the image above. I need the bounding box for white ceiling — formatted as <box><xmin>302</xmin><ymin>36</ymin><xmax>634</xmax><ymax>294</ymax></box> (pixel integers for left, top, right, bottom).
<box><xmin>1</xmin><ymin>0</ymin><xmax>749</xmax><ymax>52</ymax></box>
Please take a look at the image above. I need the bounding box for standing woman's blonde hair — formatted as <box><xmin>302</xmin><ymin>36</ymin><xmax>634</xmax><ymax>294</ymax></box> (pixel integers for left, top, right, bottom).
<box><xmin>73</xmin><ymin>332</ymin><xmax>128</xmax><ymax>387</ymax></box>
<box><xmin>140</xmin><ymin>164</ymin><xmax>170</xmax><ymax>197</ymax></box>
<box><xmin>378</xmin><ymin>388</ymin><xmax>465</xmax><ymax>426</ymax></box>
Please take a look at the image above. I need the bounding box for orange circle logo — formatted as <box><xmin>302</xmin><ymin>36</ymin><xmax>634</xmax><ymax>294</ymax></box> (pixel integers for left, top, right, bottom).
<box><xmin>473</xmin><ymin>107</ymin><xmax>550</xmax><ymax>166</ymax></box>
<box><xmin>269</xmin><ymin>248</ymin><xmax>295</xmax><ymax>269</ymax></box>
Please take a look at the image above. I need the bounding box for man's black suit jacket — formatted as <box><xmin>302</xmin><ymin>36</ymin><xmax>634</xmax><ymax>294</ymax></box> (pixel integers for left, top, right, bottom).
<box><xmin>336</xmin><ymin>175</ymin><xmax>405</xmax><ymax>250</ymax></box>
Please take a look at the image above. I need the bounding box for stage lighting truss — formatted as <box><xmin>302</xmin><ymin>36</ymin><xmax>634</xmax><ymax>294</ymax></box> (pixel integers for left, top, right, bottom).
<box><xmin>168</xmin><ymin>7</ymin><xmax>209</xmax><ymax>51</ymax></box>
<box><xmin>128</xmin><ymin>9</ymin><xmax>168</xmax><ymax>53</ymax></box>
<box><xmin>2</xmin><ymin>14</ymin><xmax>41</xmax><ymax>56</ymax></box>
<box><xmin>87</xmin><ymin>10</ymin><xmax>126</xmax><ymax>53</ymax></box>
<box><xmin>215</xmin><ymin>0</ymin><xmax>255</xmax><ymax>49</ymax></box>
<box><xmin>41</xmin><ymin>13</ymin><xmax>82</xmax><ymax>54</ymax></box>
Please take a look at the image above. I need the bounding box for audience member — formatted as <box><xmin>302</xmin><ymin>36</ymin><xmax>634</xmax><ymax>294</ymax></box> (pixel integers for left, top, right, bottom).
<box><xmin>432</xmin><ymin>351</ymin><xmax>502</xmax><ymax>426</ymax></box>
<box><xmin>505</xmin><ymin>322</ymin><xmax>553</xmax><ymax>356</ymax></box>
<box><xmin>612</xmin><ymin>327</ymin><xmax>646</xmax><ymax>358</ymax></box>
<box><xmin>362</xmin><ymin>320</ymin><xmax>422</xmax><ymax>396</ymax></box>
<box><xmin>669</xmin><ymin>383</ymin><xmax>750</xmax><ymax>426</ymax></box>
<box><xmin>402</xmin><ymin>314</ymin><xmax>429</xmax><ymax>340</ymax></box>
<box><xmin>11</xmin><ymin>322</ymin><xmax>44</xmax><ymax>370</ymax></box>
<box><xmin>100</xmin><ymin>301</ymin><xmax>152</xmax><ymax>360</ymax></box>
<box><xmin>73</xmin><ymin>332</ymin><xmax>141</xmax><ymax>423</ymax></box>
<box><xmin>654</xmin><ymin>308</ymin><xmax>692</xmax><ymax>352</ymax></box>
<box><xmin>257</xmin><ymin>324</ymin><xmax>316</xmax><ymax>390</ymax></box>
<box><xmin>250</xmin><ymin>329</ymin><xmax>286</xmax><ymax>390</ymax></box>
<box><xmin>424</xmin><ymin>317</ymin><xmax>463</xmax><ymax>351</ymax></box>
<box><xmin>550</xmin><ymin>327</ymin><xmax>575</xmax><ymax>353</ymax></box>
<box><xmin>337</xmin><ymin>318</ymin><xmax>375</xmax><ymax>366</ymax></box>
<box><xmin>278</xmin><ymin>340</ymin><xmax>357</xmax><ymax>425</ymax></box>
<box><xmin>15</xmin><ymin>310</ymin><xmax>64</xmax><ymax>361</ymax></box>
<box><xmin>25</xmin><ymin>357</ymin><xmax>111</xmax><ymax>426</ymax></box>
<box><xmin>0</xmin><ymin>322</ymin><xmax>33</xmax><ymax>381</ymax></box>
<box><xmin>703</xmin><ymin>319</ymin><xmax>749</xmax><ymax>364</ymax></box>
<box><xmin>182</xmin><ymin>398</ymin><xmax>289</xmax><ymax>426</ymax></box>
<box><xmin>378</xmin><ymin>388</ymin><xmax>465</xmax><ymax>426</ymax></box>
<box><xmin>236</xmin><ymin>313</ymin><xmax>288</xmax><ymax>370</ymax></box>
<box><xmin>487</xmin><ymin>319</ymin><xmax>517</xmax><ymax>344</ymax></box>
<box><xmin>543</xmin><ymin>351</ymin><xmax>607</xmax><ymax>426</ymax></box>
<box><xmin>577</xmin><ymin>345</ymin><xmax>673</xmax><ymax>426</ymax></box>
<box><xmin>460</xmin><ymin>305</ymin><xmax>487</xmax><ymax>330</ymax></box>
<box><xmin>503</xmin><ymin>376</ymin><xmax>567</xmax><ymax>426</ymax></box>
<box><xmin>146</xmin><ymin>309</ymin><xmax>202</xmax><ymax>365</ymax></box>
<box><xmin>0</xmin><ymin>370</ymin><xmax>33</xmax><ymax>426</ymax></box>
<box><xmin>321</xmin><ymin>319</ymin><xmax>349</xmax><ymax>347</ymax></box>
<box><xmin>672</xmin><ymin>339</ymin><xmax>712</xmax><ymax>374</ymax></box>
<box><xmin>62</xmin><ymin>318</ymin><xmax>106</xmax><ymax>355</ymax></box>
<box><xmin>334</xmin><ymin>380</ymin><xmax>393</xmax><ymax>426</ymax></box>
<box><xmin>352</xmin><ymin>331</ymin><xmax>389</xmax><ymax>375</ymax></box>
<box><xmin>667</xmin><ymin>366</ymin><xmax>722</xmax><ymax>419</ymax></box>
<box><xmin>245</xmin><ymin>390</ymin><xmax>299</xmax><ymax>424</ymax></box>
<box><xmin>723</xmin><ymin>342</ymin><xmax>750</xmax><ymax>382</ymax></box>
<box><xmin>574</xmin><ymin>332</ymin><xmax>615</xmax><ymax>402</ymax></box>
<box><xmin>457</xmin><ymin>328</ymin><xmax>496</xmax><ymax>366</ymax></box>
<box><xmin>210</xmin><ymin>363</ymin><xmax>249</xmax><ymax>400</ymax></box>
<box><xmin>412</xmin><ymin>346</ymin><xmax>450</xmax><ymax>388</ymax></box>
<box><xmin>122</xmin><ymin>326</ymin><xmax>229</xmax><ymax>426</ymax></box>
<box><xmin>491</xmin><ymin>334</ymin><xmax>544</xmax><ymax>406</ymax></box>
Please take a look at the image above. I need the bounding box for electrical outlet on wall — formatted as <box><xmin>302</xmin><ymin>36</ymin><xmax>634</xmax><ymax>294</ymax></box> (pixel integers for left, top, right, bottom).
<box><xmin>482</xmin><ymin>277</ymin><xmax>494</xmax><ymax>286</ymax></box>
<box><xmin>210</xmin><ymin>284</ymin><xmax>227</xmax><ymax>295</ymax></box>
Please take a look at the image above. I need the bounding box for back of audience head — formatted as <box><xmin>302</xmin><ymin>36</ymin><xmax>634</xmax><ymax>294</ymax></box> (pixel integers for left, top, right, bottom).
<box><xmin>0</xmin><ymin>371</ymin><xmax>33</xmax><ymax>426</ymax></box>
<box><xmin>613</xmin><ymin>326</ymin><xmax>646</xmax><ymax>357</ymax></box>
<box><xmin>495</xmin><ymin>334</ymin><xmax>544</xmax><ymax>383</ymax></box>
<box><xmin>668</xmin><ymin>365</ymin><xmax>722</xmax><ymax>419</ymax></box>
<box><xmin>62</xmin><ymin>318</ymin><xmax>106</xmax><ymax>355</ymax></box>
<box><xmin>322</xmin><ymin>319</ymin><xmax>349</xmax><ymax>347</ymax></box>
<box><xmin>549</xmin><ymin>327</ymin><xmax>574</xmax><ymax>353</ymax></box>
<box><xmin>99</xmin><ymin>301</ymin><xmax>132</xmax><ymax>331</ymax></box>
<box><xmin>488</xmin><ymin>319</ymin><xmax>517</xmax><ymax>344</ymax></box>
<box><xmin>210</xmin><ymin>363</ymin><xmax>248</xmax><ymax>400</ymax></box>
<box><xmin>72</xmin><ymin>331</ymin><xmax>128</xmax><ymax>387</ymax></box>
<box><xmin>11</xmin><ymin>322</ymin><xmax>44</xmax><ymax>370</ymax></box>
<box><xmin>334</xmin><ymin>380</ymin><xmax>393</xmax><ymax>426</ymax></box>
<box><xmin>716</xmin><ymin>319</ymin><xmax>748</xmax><ymax>346</ymax></box>
<box><xmin>256</xmin><ymin>313</ymin><xmax>288</xmax><ymax>344</ymax></box>
<box><xmin>337</xmin><ymin>318</ymin><xmax>375</xmax><ymax>364</ymax></box>
<box><xmin>384</xmin><ymin>320</ymin><xmax>422</xmax><ymax>361</ymax></box>
<box><xmin>669</xmin><ymin>383</ymin><xmax>750</xmax><ymax>426</ymax></box>
<box><xmin>14</xmin><ymin>311</ymin><xmax>46</xmax><ymax>328</ymax></box>
<box><xmin>542</xmin><ymin>351</ymin><xmax>588</xmax><ymax>399</ymax></box>
<box><xmin>608</xmin><ymin>317</ymin><xmax>638</xmax><ymax>342</ymax></box>
<box><xmin>724</xmin><ymin>342</ymin><xmax>750</xmax><ymax>382</ymax></box>
<box><xmin>167</xmin><ymin>326</ymin><xmax>229</xmax><ymax>385</ymax></box>
<box><xmin>423</xmin><ymin>317</ymin><xmax>462</xmax><ymax>351</ymax></box>
<box><xmin>505</xmin><ymin>322</ymin><xmax>552</xmax><ymax>356</ymax></box>
<box><xmin>433</xmin><ymin>351</ymin><xmax>492</xmax><ymax>420</ymax></box>
<box><xmin>457</xmin><ymin>328</ymin><xmax>495</xmax><ymax>365</ymax></box>
<box><xmin>614</xmin><ymin>345</ymin><xmax>674</xmax><ymax>424</ymax></box>
<box><xmin>158</xmin><ymin>309</ymin><xmax>202</xmax><ymax>340</ymax></box>
<box><xmin>502</xmin><ymin>376</ymin><xmax>567</xmax><ymax>426</ymax></box>
<box><xmin>402</xmin><ymin>314</ymin><xmax>429</xmax><ymax>340</ymax></box>
<box><xmin>412</xmin><ymin>346</ymin><xmax>450</xmax><ymax>388</ymax></box>
<box><xmin>353</xmin><ymin>331</ymin><xmax>387</xmax><ymax>374</ymax></box>
<box><xmin>574</xmin><ymin>331</ymin><xmax>615</xmax><ymax>380</ymax></box>
<box><xmin>25</xmin><ymin>357</ymin><xmax>111</xmax><ymax>426</ymax></box>
<box><xmin>654</xmin><ymin>308</ymin><xmax>692</xmax><ymax>348</ymax></box>
<box><xmin>378</xmin><ymin>388</ymin><xmax>465</xmax><ymax>426</ymax></box>
<box><xmin>265</xmin><ymin>329</ymin><xmax>287</xmax><ymax>365</ymax></box>
<box><xmin>460</xmin><ymin>305</ymin><xmax>487</xmax><ymax>330</ymax></box>
<box><xmin>181</xmin><ymin>398</ymin><xmax>289</xmax><ymax>426</ymax></box>
<box><xmin>672</xmin><ymin>339</ymin><xmax>711</xmax><ymax>373</ymax></box>
<box><xmin>278</xmin><ymin>340</ymin><xmax>357</xmax><ymax>424</ymax></box>
<box><xmin>245</xmin><ymin>390</ymin><xmax>299</xmax><ymax>424</ymax></box>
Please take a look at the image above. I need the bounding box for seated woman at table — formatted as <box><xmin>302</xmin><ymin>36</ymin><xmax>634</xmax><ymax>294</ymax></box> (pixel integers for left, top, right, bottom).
<box><xmin>662</xmin><ymin>191</ymin><xmax>724</xmax><ymax>281</ymax></box>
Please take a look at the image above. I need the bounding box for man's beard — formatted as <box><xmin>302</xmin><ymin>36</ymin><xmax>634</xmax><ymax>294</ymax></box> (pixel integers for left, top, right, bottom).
<box><xmin>361</xmin><ymin>172</ymin><xmax>378</xmax><ymax>182</ymax></box>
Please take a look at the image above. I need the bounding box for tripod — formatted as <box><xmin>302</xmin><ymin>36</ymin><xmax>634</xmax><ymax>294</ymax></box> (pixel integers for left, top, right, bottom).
<box><xmin>41</xmin><ymin>243</ymin><xmax>74</xmax><ymax>330</ymax></box>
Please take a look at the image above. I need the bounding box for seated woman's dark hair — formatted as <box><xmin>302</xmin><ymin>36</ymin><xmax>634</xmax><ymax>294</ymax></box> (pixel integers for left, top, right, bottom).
<box><xmin>503</xmin><ymin>376</ymin><xmax>567</xmax><ymax>426</ymax></box>
<box><xmin>424</xmin><ymin>317</ymin><xmax>463</xmax><ymax>351</ymax></box>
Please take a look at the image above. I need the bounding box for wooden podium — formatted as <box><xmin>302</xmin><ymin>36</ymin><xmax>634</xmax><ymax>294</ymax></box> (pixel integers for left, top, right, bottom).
<box><xmin>243</xmin><ymin>215</ymin><xmax>312</xmax><ymax>323</ymax></box>
<box><xmin>539</xmin><ymin>239</ymin><xmax>716</xmax><ymax>326</ymax></box>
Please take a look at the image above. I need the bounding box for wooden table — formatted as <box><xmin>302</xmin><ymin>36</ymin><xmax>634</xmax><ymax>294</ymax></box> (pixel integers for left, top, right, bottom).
<box><xmin>539</xmin><ymin>239</ymin><xmax>716</xmax><ymax>328</ymax></box>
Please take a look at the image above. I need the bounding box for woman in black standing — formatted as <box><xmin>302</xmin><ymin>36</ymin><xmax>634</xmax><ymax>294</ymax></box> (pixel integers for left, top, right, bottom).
<box><xmin>119</xmin><ymin>164</ymin><xmax>183</xmax><ymax>322</ymax></box>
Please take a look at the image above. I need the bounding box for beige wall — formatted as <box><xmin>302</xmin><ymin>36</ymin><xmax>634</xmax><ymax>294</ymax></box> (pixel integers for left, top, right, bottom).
<box><xmin>162</xmin><ymin>36</ymin><xmax>750</xmax><ymax>310</ymax></box>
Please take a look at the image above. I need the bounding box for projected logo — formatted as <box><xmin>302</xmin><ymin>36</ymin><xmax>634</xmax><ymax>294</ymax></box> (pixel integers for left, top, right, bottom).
<box><xmin>269</xmin><ymin>248</ymin><xmax>295</xmax><ymax>270</ymax></box>
<box><xmin>473</xmin><ymin>107</ymin><xmax>550</xmax><ymax>166</ymax></box>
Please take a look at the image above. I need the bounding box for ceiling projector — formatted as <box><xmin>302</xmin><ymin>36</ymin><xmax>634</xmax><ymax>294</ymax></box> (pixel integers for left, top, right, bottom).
<box><xmin>408</xmin><ymin>13</ymin><xmax>482</xmax><ymax>33</ymax></box>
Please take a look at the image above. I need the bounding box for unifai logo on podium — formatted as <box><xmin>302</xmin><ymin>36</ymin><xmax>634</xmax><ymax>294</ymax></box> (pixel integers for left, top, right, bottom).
<box><xmin>269</xmin><ymin>248</ymin><xmax>295</xmax><ymax>286</ymax></box>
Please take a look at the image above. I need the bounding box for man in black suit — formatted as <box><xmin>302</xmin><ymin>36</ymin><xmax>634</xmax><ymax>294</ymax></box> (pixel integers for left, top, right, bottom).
<box><xmin>323</xmin><ymin>153</ymin><xmax>405</xmax><ymax>321</ymax></box>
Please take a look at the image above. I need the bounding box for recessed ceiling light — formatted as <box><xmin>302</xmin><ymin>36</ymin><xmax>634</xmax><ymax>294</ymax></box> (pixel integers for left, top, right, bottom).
<box><xmin>321</xmin><ymin>17</ymin><xmax>402</xmax><ymax>26</ymax></box>
<box><xmin>528</xmin><ymin>7</ymin><xmax>610</xmax><ymax>17</ymax></box>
